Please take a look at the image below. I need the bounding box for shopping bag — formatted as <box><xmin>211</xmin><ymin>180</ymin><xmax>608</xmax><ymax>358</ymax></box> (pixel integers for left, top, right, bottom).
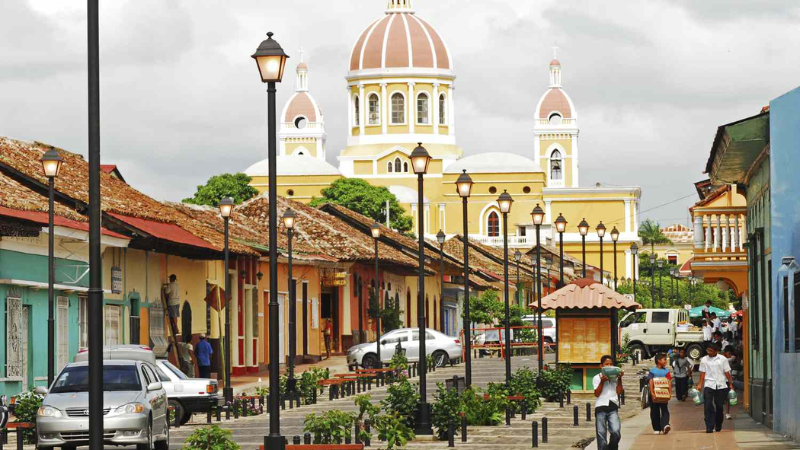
<box><xmin>728</xmin><ymin>389</ymin><xmax>738</xmax><ymax>406</ymax></box>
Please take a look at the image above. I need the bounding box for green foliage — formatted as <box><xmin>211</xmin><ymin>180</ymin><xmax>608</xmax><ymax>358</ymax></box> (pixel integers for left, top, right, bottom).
<box><xmin>310</xmin><ymin>178</ymin><xmax>413</xmax><ymax>233</ymax></box>
<box><xmin>617</xmin><ymin>333</ymin><xmax>632</xmax><ymax>364</ymax></box>
<box><xmin>426</xmin><ymin>354</ymin><xmax>435</xmax><ymax>370</ymax></box>
<box><xmin>617</xmin><ymin>270</ymin><xmax>734</xmax><ymax>310</ymax></box>
<box><xmin>431</xmin><ymin>383</ymin><xmax>463</xmax><ymax>440</ymax></box>
<box><xmin>182</xmin><ymin>425</ymin><xmax>241</xmax><ymax>450</ymax></box>
<box><xmin>255</xmin><ymin>386</ymin><xmax>269</xmax><ymax>397</ymax></box>
<box><xmin>368</xmin><ymin>290</ymin><xmax>403</xmax><ymax>335</ymax></box>
<box><xmin>13</xmin><ymin>390</ymin><xmax>42</xmax><ymax>443</ymax></box>
<box><xmin>304</xmin><ymin>410</ymin><xmax>356</xmax><ymax>444</ymax></box>
<box><xmin>374</xmin><ymin>412</ymin><xmax>415</xmax><ymax>450</ymax></box>
<box><xmin>182</xmin><ymin>173</ymin><xmax>258</xmax><ymax>207</ymax></box>
<box><xmin>461</xmin><ymin>386</ymin><xmax>505</xmax><ymax>426</ymax></box>
<box><xmin>638</xmin><ymin>219</ymin><xmax>673</xmax><ymax>253</ymax></box>
<box><xmin>353</xmin><ymin>395</ymin><xmax>380</xmax><ymax>443</ymax></box>
<box><xmin>508</xmin><ymin>367</ymin><xmax>542</xmax><ymax>413</ymax></box>
<box><xmin>298</xmin><ymin>367</ymin><xmax>329</xmax><ymax>404</ymax></box>
<box><xmin>535</xmin><ymin>364</ymin><xmax>573</xmax><ymax>402</ymax></box>
<box><xmin>464</xmin><ymin>290</ymin><xmax>503</xmax><ymax>325</ymax></box>
<box><xmin>381</xmin><ymin>377</ymin><xmax>420</xmax><ymax>428</ymax></box>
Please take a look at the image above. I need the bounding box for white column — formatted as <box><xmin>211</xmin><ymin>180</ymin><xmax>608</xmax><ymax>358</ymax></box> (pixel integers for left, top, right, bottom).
<box><xmin>571</xmin><ymin>133</ymin><xmax>579</xmax><ymax>187</ymax></box>
<box><xmin>449</xmin><ymin>85</ymin><xmax>455</xmax><ymax>136</ymax></box>
<box><xmin>316</xmin><ymin>140</ymin><xmax>323</xmax><ymax>160</ymax></box>
<box><xmin>359</xmin><ymin>84</ymin><xmax>366</xmax><ymax>136</ymax></box>
<box><xmin>347</xmin><ymin>86</ymin><xmax>353</xmax><ymax>130</ymax></box>
<box><xmin>439</xmin><ymin>203</ymin><xmax>446</xmax><ymax>232</ymax></box>
<box><xmin>705</xmin><ymin>215</ymin><xmax>712</xmax><ymax>252</ymax></box>
<box><xmin>633</xmin><ymin>200</ymin><xmax>639</xmax><ymax>234</ymax></box>
<box><xmin>544</xmin><ymin>200</ymin><xmax>552</xmax><ymax>224</ymax></box>
<box><xmin>380</xmin><ymin>83</ymin><xmax>388</xmax><ymax>135</ymax></box>
<box><xmin>534</xmin><ymin>135</ymin><xmax>541</xmax><ymax>167</ymax></box>
<box><xmin>433</xmin><ymin>83</ymin><xmax>440</xmax><ymax>135</ymax></box>
<box><xmin>723</xmin><ymin>214</ymin><xmax>730</xmax><ymax>252</ymax></box>
<box><xmin>693</xmin><ymin>214</ymin><xmax>704</xmax><ymax>248</ymax></box>
<box><xmin>733</xmin><ymin>214</ymin><xmax>741</xmax><ymax>251</ymax></box>
<box><xmin>624</xmin><ymin>200</ymin><xmax>632</xmax><ymax>233</ymax></box>
<box><xmin>715</xmin><ymin>214</ymin><xmax>722</xmax><ymax>252</ymax></box>
<box><xmin>408</xmin><ymin>82</ymin><xmax>416</xmax><ymax>134</ymax></box>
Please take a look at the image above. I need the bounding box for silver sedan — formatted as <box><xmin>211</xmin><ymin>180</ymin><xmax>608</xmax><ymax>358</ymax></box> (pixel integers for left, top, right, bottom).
<box><xmin>347</xmin><ymin>328</ymin><xmax>462</xmax><ymax>369</ymax></box>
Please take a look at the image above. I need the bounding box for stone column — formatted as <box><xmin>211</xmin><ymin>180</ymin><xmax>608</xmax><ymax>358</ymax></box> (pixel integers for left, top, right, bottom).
<box><xmin>359</xmin><ymin>84</ymin><xmax>366</xmax><ymax>136</ymax></box>
<box><xmin>408</xmin><ymin>82</ymin><xmax>416</xmax><ymax>134</ymax></box>
<box><xmin>380</xmin><ymin>83</ymin><xmax>388</xmax><ymax>135</ymax></box>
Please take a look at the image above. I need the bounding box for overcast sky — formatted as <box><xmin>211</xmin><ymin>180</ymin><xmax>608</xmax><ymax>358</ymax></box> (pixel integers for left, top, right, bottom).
<box><xmin>2</xmin><ymin>0</ymin><xmax>798</xmax><ymax>226</ymax></box>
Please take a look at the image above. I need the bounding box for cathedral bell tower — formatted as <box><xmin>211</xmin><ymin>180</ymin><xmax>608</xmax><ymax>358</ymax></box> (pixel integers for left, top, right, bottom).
<box><xmin>278</xmin><ymin>49</ymin><xmax>327</xmax><ymax>160</ymax></box>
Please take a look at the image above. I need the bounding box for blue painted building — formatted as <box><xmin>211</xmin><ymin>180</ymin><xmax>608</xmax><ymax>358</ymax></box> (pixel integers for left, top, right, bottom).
<box><xmin>770</xmin><ymin>86</ymin><xmax>800</xmax><ymax>442</ymax></box>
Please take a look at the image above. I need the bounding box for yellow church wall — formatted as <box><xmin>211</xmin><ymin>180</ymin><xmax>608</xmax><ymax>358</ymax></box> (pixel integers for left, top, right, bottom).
<box><xmin>388</xmin><ymin>125</ymin><xmax>409</xmax><ymax>134</ymax></box>
<box><xmin>354</xmin><ymin>161</ymin><xmax>373</xmax><ymax>175</ymax></box>
<box><xmin>416</xmin><ymin>125</ymin><xmax>434</xmax><ymax>134</ymax></box>
<box><xmin>341</xmin><ymin>142</ymin><xmax>461</xmax><ymax>158</ymax></box>
<box><xmin>377</xmin><ymin>151</ymin><xmax>411</xmax><ymax>174</ymax></box>
<box><xmin>285</xmin><ymin>142</ymin><xmax>316</xmax><ymax>158</ymax></box>
<box><xmin>550</xmin><ymin>201</ymin><xmax>627</xmax><ymax>233</ymax></box>
<box><xmin>439</xmin><ymin>125</ymin><xmax>449</xmax><ymax>135</ymax></box>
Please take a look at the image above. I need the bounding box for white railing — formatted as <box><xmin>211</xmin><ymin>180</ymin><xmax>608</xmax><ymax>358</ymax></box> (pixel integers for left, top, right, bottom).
<box><xmin>470</xmin><ymin>235</ymin><xmax>532</xmax><ymax>248</ymax></box>
<box><xmin>536</xmin><ymin>118</ymin><xmax>576</xmax><ymax>126</ymax></box>
<box><xmin>282</xmin><ymin>122</ymin><xmax>322</xmax><ymax>130</ymax></box>
<box><xmin>692</xmin><ymin>209</ymin><xmax>747</xmax><ymax>254</ymax></box>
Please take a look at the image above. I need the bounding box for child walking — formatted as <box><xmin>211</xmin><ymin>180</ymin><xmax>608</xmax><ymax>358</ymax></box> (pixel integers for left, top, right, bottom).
<box><xmin>593</xmin><ymin>355</ymin><xmax>624</xmax><ymax>450</ymax></box>
<box><xmin>698</xmin><ymin>342</ymin><xmax>734</xmax><ymax>433</ymax></box>
<box><xmin>672</xmin><ymin>348</ymin><xmax>692</xmax><ymax>401</ymax></box>
<box><xmin>648</xmin><ymin>353</ymin><xmax>672</xmax><ymax>435</ymax></box>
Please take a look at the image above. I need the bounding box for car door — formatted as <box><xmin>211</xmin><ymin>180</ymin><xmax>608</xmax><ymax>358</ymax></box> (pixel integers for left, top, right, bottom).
<box><xmin>142</xmin><ymin>364</ymin><xmax>167</xmax><ymax>433</ymax></box>
<box><xmin>379</xmin><ymin>330</ymin><xmax>409</xmax><ymax>362</ymax></box>
<box><xmin>408</xmin><ymin>330</ymin><xmax>421</xmax><ymax>361</ymax></box>
<box><xmin>619</xmin><ymin>311</ymin><xmax>647</xmax><ymax>343</ymax></box>
<box><xmin>647</xmin><ymin>310</ymin><xmax>675</xmax><ymax>345</ymax></box>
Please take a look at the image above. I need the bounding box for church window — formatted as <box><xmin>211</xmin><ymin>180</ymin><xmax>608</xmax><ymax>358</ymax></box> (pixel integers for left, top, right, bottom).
<box><xmin>439</xmin><ymin>94</ymin><xmax>446</xmax><ymax>125</ymax></box>
<box><xmin>417</xmin><ymin>93</ymin><xmax>430</xmax><ymax>125</ymax></box>
<box><xmin>549</xmin><ymin>113</ymin><xmax>562</xmax><ymax>125</ymax></box>
<box><xmin>523</xmin><ymin>186</ymin><xmax>531</xmax><ymax>194</ymax></box>
<box><xmin>369</xmin><ymin>93</ymin><xmax>380</xmax><ymax>125</ymax></box>
<box><xmin>294</xmin><ymin>116</ymin><xmax>307</xmax><ymax>129</ymax></box>
<box><xmin>391</xmin><ymin>93</ymin><xmax>405</xmax><ymax>124</ymax></box>
<box><xmin>354</xmin><ymin>95</ymin><xmax>360</xmax><ymax>126</ymax></box>
<box><xmin>287</xmin><ymin>189</ymin><xmax>295</xmax><ymax>197</ymax></box>
<box><xmin>388</xmin><ymin>162</ymin><xmax>393</xmax><ymax>173</ymax></box>
<box><xmin>489</xmin><ymin>186</ymin><xmax>497</xmax><ymax>194</ymax></box>
<box><xmin>403</xmin><ymin>162</ymin><xmax>409</xmax><ymax>173</ymax></box>
<box><xmin>487</xmin><ymin>212</ymin><xmax>500</xmax><ymax>237</ymax></box>
<box><xmin>394</xmin><ymin>158</ymin><xmax>402</xmax><ymax>173</ymax></box>
<box><xmin>550</xmin><ymin>150</ymin><xmax>563</xmax><ymax>180</ymax></box>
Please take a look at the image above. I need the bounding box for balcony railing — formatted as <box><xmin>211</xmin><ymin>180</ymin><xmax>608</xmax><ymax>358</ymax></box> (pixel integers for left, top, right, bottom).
<box><xmin>691</xmin><ymin>208</ymin><xmax>748</xmax><ymax>265</ymax></box>
<box><xmin>470</xmin><ymin>235</ymin><xmax>532</xmax><ymax>248</ymax></box>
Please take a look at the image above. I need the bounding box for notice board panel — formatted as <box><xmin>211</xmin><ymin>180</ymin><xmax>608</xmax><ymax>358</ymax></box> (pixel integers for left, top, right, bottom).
<box><xmin>558</xmin><ymin>317</ymin><xmax>611</xmax><ymax>364</ymax></box>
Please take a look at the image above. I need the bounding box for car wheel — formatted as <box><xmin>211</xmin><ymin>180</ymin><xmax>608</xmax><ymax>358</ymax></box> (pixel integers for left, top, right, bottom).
<box><xmin>168</xmin><ymin>399</ymin><xmax>185</xmax><ymax>426</ymax></box>
<box><xmin>544</xmin><ymin>337</ymin><xmax>554</xmax><ymax>344</ymax></box>
<box><xmin>686</xmin><ymin>344</ymin><xmax>704</xmax><ymax>362</ymax></box>
<box><xmin>362</xmin><ymin>354</ymin><xmax>378</xmax><ymax>369</ymax></box>
<box><xmin>433</xmin><ymin>350</ymin><xmax>448</xmax><ymax>368</ymax></box>
<box><xmin>629</xmin><ymin>344</ymin><xmax>647</xmax><ymax>362</ymax></box>
<box><xmin>136</xmin><ymin>420</ymin><xmax>153</xmax><ymax>450</ymax></box>
<box><xmin>60</xmin><ymin>446</ymin><xmax>77</xmax><ymax>450</ymax></box>
<box><xmin>154</xmin><ymin>418</ymin><xmax>169</xmax><ymax>450</ymax></box>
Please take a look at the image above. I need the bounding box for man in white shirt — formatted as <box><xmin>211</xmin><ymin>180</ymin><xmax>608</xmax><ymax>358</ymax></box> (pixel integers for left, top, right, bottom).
<box><xmin>698</xmin><ymin>342</ymin><xmax>734</xmax><ymax>433</ymax></box>
<box><xmin>710</xmin><ymin>313</ymin><xmax>722</xmax><ymax>333</ymax></box>
<box><xmin>593</xmin><ymin>355</ymin><xmax>624</xmax><ymax>450</ymax></box>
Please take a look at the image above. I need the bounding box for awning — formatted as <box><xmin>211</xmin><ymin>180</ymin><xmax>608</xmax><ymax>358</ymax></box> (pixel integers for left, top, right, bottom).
<box><xmin>108</xmin><ymin>212</ymin><xmax>217</xmax><ymax>251</ymax></box>
<box><xmin>537</xmin><ymin>278</ymin><xmax>640</xmax><ymax>310</ymax></box>
<box><xmin>0</xmin><ymin>205</ymin><xmax>128</xmax><ymax>239</ymax></box>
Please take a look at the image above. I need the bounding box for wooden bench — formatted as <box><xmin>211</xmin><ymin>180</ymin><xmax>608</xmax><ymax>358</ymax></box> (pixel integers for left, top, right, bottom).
<box><xmin>334</xmin><ymin>373</ymin><xmax>376</xmax><ymax>379</ymax></box>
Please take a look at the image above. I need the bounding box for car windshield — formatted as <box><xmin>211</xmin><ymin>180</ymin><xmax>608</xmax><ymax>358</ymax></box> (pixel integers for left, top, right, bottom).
<box><xmin>159</xmin><ymin>360</ymin><xmax>190</xmax><ymax>380</ymax></box>
<box><xmin>51</xmin><ymin>365</ymin><xmax>141</xmax><ymax>393</ymax></box>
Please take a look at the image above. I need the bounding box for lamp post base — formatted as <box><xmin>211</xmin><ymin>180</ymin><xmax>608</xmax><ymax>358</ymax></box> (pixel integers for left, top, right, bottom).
<box><xmin>264</xmin><ymin>435</ymin><xmax>286</xmax><ymax>450</ymax></box>
<box><xmin>223</xmin><ymin>387</ymin><xmax>234</xmax><ymax>405</ymax></box>
<box><xmin>415</xmin><ymin>402</ymin><xmax>433</xmax><ymax>435</ymax></box>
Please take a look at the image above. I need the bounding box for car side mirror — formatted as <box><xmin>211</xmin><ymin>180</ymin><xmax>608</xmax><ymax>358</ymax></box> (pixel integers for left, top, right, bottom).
<box><xmin>34</xmin><ymin>386</ymin><xmax>48</xmax><ymax>396</ymax></box>
<box><xmin>380</xmin><ymin>340</ymin><xmax>387</xmax><ymax>346</ymax></box>
<box><xmin>147</xmin><ymin>382</ymin><xmax>163</xmax><ymax>392</ymax></box>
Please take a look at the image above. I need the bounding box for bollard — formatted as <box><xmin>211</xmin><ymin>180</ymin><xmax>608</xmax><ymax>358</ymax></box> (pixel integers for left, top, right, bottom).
<box><xmin>461</xmin><ymin>415</ymin><xmax>468</xmax><ymax>442</ymax></box>
<box><xmin>242</xmin><ymin>400</ymin><xmax>248</xmax><ymax>417</ymax></box>
<box><xmin>522</xmin><ymin>400</ymin><xmax>527</xmax><ymax>420</ymax></box>
<box><xmin>293</xmin><ymin>436</ymin><xmax>301</xmax><ymax>445</ymax></box>
<box><xmin>368</xmin><ymin>378</ymin><xmax>372</xmax><ymax>391</ymax></box>
<box><xmin>567</xmin><ymin>389</ymin><xmax>572</xmax><ymax>404</ymax></box>
<box><xmin>573</xmin><ymin>405</ymin><xmax>579</xmax><ymax>426</ymax></box>
<box><xmin>304</xmin><ymin>433</ymin><xmax>312</xmax><ymax>444</ymax></box>
<box><xmin>355</xmin><ymin>423</ymin><xmax>361</xmax><ymax>444</ymax></box>
<box><xmin>559</xmin><ymin>392</ymin><xmax>564</xmax><ymax>408</ymax></box>
<box><xmin>207</xmin><ymin>408</ymin><xmax>212</xmax><ymax>424</ymax></box>
<box><xmin>531</xmin><ymin>421</ymin><xmax>538</xmax><ymax>448</ymax></box>
<box><xmin>174</xmin><ymin>408</ymin><xmax>181</xmax><ymax>428</ymax></box>
<box><xmin>345</xmin><ymin>431</ymin><xmax>352</xmax><ymax>444</ymax></box>
<box><xmin>225</xmin><ymin>403</ymin><xmax>231</xmax><ymax>421</ymax></box>
<box><xmin>281</xmin><ymin>397</ymin><xmax>286</xmax><ymax>410</ymax></box>
<box><xmin>312</xmin><ymin>387</ymin><xmax>317</xmax><ymax>405</ymax></box>
<box><xmin>586</xmin><ymin>402</ymin><xmax>591</xmax><ymax>422</ymax></box>
<box><xmin>260</xmin><ymin>395</ymin><xmax>265</xmax><ymax>407</ymax></box>
<box><xmin>216</xmin><ymin>406</ymin><xmax>221</xmax><ymax>422</ymax></box>
<box><xmin>357</xmin><ymin>378</ymin><xmax>362</xmax><ymax>394</ymax></box>
<box><xmin>16</xmin><ymin>427</ymin><xmax>24</xmax><ymax>450</ymax></box>
<box><xmin>542</xmin><ymin>417</ymin><xmax>548</xmax><ymax>443</ymax></box>
<box><xmin>365</xmin><ymin>421</ymin><xmax>371</xmax><ymax>447</ymax></box>
<box><xmin>233</xmin><ymin>401</ymin><xmax>239</xmax><ymax>419</ymax></box>
<box><xmin>505</xmin><ymin>407</ymin><xmax>511</xmax><ymax>426</ymax></box>
<box><xmin>289</xmin><ymin>395</ymin><xmax>294</xmax><ymax>409</ymax></box>
<box><xmin>448</xmin><ymin>419</ymin><xmax>455</xmax><ymax>447</ymax></box>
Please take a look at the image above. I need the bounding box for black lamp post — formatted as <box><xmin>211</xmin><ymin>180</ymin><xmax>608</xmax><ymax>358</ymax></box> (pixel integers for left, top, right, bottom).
<box><xmin>578</xmin><ymin>218</ymin><xmax>590</xmax><ymax>278</ymax></box>
<box><xmin>219</xmin><ymin>197</ymin><xmax>234</xmax><ymax>404</ymax></box>
<box><xmin>555</xmin><ymin>214</ymin><xmax>567</xmax><ymax>288</ymax></box>
<box><xmin>283</xmin><ymin>209</ymin><xmax>298</xmax><ymax>384</ymax></box>
<box><xmin>411</xmin><ymin>143</ymin><xmax>433</xmax><ymax>435</ymax></box>
<box><xmin>371</xmin><ymin>222</ymin><xmax>382</xmax><ymax>366</ymax></box>
<box><xmin>437</xmin><ymin>230</ymin><xmax>446</xmax><ymax>333</ymax></box>
<box><xmin>40</xmin><ymin>148</ymin><xmax>62</xmax><ymax>388</ymax></box>
<box><xmin>497</xmin><ymin>191</ymin><xmax>514</xmax><ymax>386</ymax></box>
<box><xmin>252</xmin><ymin>31</ymin><xmax>289</xmax><ymax>450</ymax></box>
<box><xmin>610</xmin><ymin>226</ymin><xmax>619</xmax><ymax>291</ymax></box>
<box><xmin>669</xmin><ymin>268</ymin><xmax>676</xmax><ymax>304</ymax></box>
<box><xmin>456</xmin><ymin>170</ymin><xmax>474</xmax><ymax>386</ymax></box>
<box><xmin>675</xmin><ymin>270</ymin><xmax>681</xmax><ymax>306</ymax></box>
<box><xmin>657</xmin><ymin>259</ymin><xmax>664</xmax><ymax>305</ymax></box>
<box><xmin>596</xmin><ymin>222</ymin><xmax>606</xmax><ymax>282</ymax></box>
<box><xmin>531</xmin><ymin>204</ymin><xmax>545</xmax><ymax>374</ymax></box>
<box><xmin>649</xmin><ymin>253</ymin><xmax>657</xmax><ymax>308</ymax></box>
<box><xmin>514</xmin><ymin>250</ymin><xmax>522</xmax><ymax>308</ymax></box>
<box><xmin>631</xmin><ymin>243</ymin><xmax>638</xmax><ymax>301</ymax></box>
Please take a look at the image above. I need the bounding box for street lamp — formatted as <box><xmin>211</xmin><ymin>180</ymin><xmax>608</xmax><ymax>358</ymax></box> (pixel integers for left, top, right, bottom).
<box><xmin>252</xmin><ymin>31</ymin><xmax>289</xmax><ymax>450</ymax></box>
<box><xmin>40</xmin><ymin>148</ymin><xmax>62</xmax><ymax>388</ymax></box>
<box><xmin>283</xmin><ymin>209</ymin><xmax>298</xmax><ymax>387</ymax></box>
<box><xmin>649</xmin><ymin>253</ymin><xmax>657</xmax><ymax>308</ymax></box>
<box><xmin>578</xmin><ymin>218</ymin><xmax>590</xmax><ymax>278</ymax></box>
<box><xmin>456</xmin><ymin>170</ymin><xmax>473</xmax><ymax>386</ymax></box>
<box><xmin>219</xmin><ymin>197</ymin><xmax>234</xmax><ymax>403</ymax></box>
<box><xmin>411</xmin><ymin>143</ymin><xmax>433</xmax><ymax>435</ymax></box>
<box><xmin>497</xmin><ymin>191</ymin><xmax>514</xmax><ymax>388</ymax></box>
<box><xmin>437</xmin><ymin>230</ymin><xmax>446</xmax><ymax>333</ymax></box>
<box><xmin>555</xmin><ymin>213</ymin><xmax>567</xmax><ymax>288</ymax></box>
<box><xmin>657</xmin><ymin>259</ymin><xmax>664</xmax><ymax>305</ymax></box>
<box><xmin>514</xmin><ymin>250</ymin><xmax>522</xmax><ymax>308</ymax></box>
<box><xmin>372</xmin><ymin>222</ymin><xmax>382</xmax><ymax>368</ymax></box>
<box><xmin>531</xmin><ymin>204</ymin><xmax>545</xmax><ymax>374</ymax></box>
<box><xmin>597</xmin><ymin>222</ymin><xmax>606</xmax><ymax>283</ymax></box>
<box><xmin>669</xmin><ymin>268</ymin><xmax>676</xmax><ymax>303</ymax></box>
<box><xmin>610</xmin><ymin>226</ymin><xmax>620</xmax><ymax>291</ymax></box>
<box><xmin>631</xmin><ymin>243</ymin><xmax>638</xmax><ymax>302</ymax></box>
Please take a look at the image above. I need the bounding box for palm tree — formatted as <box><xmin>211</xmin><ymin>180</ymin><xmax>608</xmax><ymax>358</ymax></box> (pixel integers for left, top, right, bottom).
<box><xmin>639</xmin><ymin>219</ymin><xmax>672</xmax><ymax>253</ymax></box>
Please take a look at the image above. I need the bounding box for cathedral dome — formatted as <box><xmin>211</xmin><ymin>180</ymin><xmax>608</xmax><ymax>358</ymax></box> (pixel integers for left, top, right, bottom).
<box><xmin>244</xmin><ymin>155</ymin><xmax>340</xmax><ymax>177</ymax></box>
<box><xmin>349</xmin><ymin>0</ymin><xmax>451</xmax><ymax>72</ymax></box>
<box><xmin>537</xmin><ymin>88</ymin><xmax>573</xmax><ymax>119</ymax></box>
<box><xmin>283</xmin><ymin>92</ymin><xmax>319</xmax><ymax>123</ymax></box>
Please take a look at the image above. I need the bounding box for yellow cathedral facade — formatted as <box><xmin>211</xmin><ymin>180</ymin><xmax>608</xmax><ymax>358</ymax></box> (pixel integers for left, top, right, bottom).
<box><xmin>245</xmin><ymin>0</ymin><xmax>643</xmax><ymax>281</ymax></box>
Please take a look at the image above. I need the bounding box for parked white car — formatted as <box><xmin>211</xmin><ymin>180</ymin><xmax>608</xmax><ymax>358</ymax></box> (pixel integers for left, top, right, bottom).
<box><xmin>347</xmin><ymin>328</ymin><xmax>462</xmax><ymax>368</ymax></box>
<box><xmin>155</xmin><ymin>359</ymin><xmax>221</xmax><ymax>425</ymax></box>
<box><xmin>521</xmin><ymin>315</ymin><xmax>557</xmax><ymax>344</ymax></box>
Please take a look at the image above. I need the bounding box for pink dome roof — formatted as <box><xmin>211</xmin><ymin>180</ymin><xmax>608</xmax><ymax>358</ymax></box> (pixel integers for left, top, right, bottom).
<box><xmin>284</xmin><ymin>92</ymin><xmax>318</xmax><ymax>122</ymax></box>
<box><xmin>350</xmin><ymin>13</ymin><xmax>451</xmax><ymax>71</ymax></box>
<box><xmin>550</xmin><ymin>59</ymin><xmax>561</xmax><ymax>66</ymax></box>
<box><xmin>538</xmin><ymin>88</ymin><xmax>572</xmax><ymax>119</ymax></box>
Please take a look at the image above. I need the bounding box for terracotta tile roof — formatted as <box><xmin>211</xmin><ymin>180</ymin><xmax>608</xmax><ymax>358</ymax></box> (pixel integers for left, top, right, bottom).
<box><xmin>0</xmin><ymin>170</ymin><xmax>85</xmax><ymax>222</ymax></box>
<box><xmin>0</xmin><ymin>137</ymin><xmax>255</xmax><ymax>255</ymax></box>
<box><xmin>442</xmin><ymin>235</ymin><xmax>536</xmax><ymax>288</ymax></box>
<box><xmin>237</xmin><ymin>195</ymin><xmax>419</xmax><ymax>270</ymax></box>
<box><xmin>539</xmin><ymin>278</ymin><xmax>640</xmax><ymax>310</ymax></box>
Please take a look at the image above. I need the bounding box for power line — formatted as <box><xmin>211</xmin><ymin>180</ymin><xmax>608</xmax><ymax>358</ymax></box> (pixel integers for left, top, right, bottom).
<box><xmin>605</xmin><ymin>192</ymin><xmax>697</xmax><ymax>225</ymax></box>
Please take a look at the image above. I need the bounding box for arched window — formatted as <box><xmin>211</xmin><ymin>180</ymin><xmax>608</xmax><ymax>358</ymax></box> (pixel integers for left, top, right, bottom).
<box><xmin>549</xmin><ymin>113</ymin><xmax>562</xmax><ymax>125</ymax></box>
<box><xmin>387</xmin><ymin>162</ymin><xmax>393</xmax><ymax>173</ymax></box>
<box><xmin>394</xmin><ymin>158</ymin><xmax>402</xmax><ymax>173</ymax></box>
<box><xmin>403</xmin><ymin>162</ymin><xmax>409</xmax><ymax>173</ymax></box>
<box><xmin>354</xmin><ymin>95</ymin><xmax>360</xmax><ymax>126</ymax></box>
<box><xmin>487</xmin><ymin>211</ymin><xmax>500</xmax><ymax>237</ymax></box>
<box><xmin>550</xmin><ymin>150</ymin><xmax>563</xmax><ymax>180</ymax></box>
<box><xmin>391</xmin><ymin>93</ymin><xmax>405</xmax><ymax>124</ymax></box>
<box><xmin>368</xmin><ymin>93</ymin><xmax>380</xmax><ymax>125</ymax></box>
<box><xmin>417</xmin><ymin>93</ymin><xmax>430</xmax><ymax>125</ymax></box>
<box><xmin>439</xmin><ymin>94</ymin><xmax>446</xmax><ymax>125</ymax></box>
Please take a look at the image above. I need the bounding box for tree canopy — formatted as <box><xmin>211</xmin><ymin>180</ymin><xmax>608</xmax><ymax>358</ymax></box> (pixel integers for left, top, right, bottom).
<box><xmin>638</xmin><ymin>219</ymin><xmax>672</xmax><ymax>253</ymax></box>
<box><xmin>182</xmin><ymin>173</ymin><xmax>259</xmax><ymax>207</ymax></box>
<box><xmin>310</xmin><ymin>178</ymin><xmax>413</xmax><ymax>233</ymax></box>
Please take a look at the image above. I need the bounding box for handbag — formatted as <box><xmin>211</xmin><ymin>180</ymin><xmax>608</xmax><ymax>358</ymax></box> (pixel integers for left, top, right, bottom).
<box><xmin>651</xmin><ymin>377</ymin><xmax>671</xmax><ymax>404</ymax></box>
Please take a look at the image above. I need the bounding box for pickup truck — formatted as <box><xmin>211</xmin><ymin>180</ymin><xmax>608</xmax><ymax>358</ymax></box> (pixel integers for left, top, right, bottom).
<box><xmin>618</xmin><ymin>308</ymin><xmax>705</xmax><ymax>362</ymax></box>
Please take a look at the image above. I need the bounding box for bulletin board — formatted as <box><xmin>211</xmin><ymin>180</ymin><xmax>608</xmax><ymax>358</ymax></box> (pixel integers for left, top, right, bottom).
<box><xmin>557</xmin><ymin>317</ymin><xmax>611</xmax><ymax>364</ymax></box>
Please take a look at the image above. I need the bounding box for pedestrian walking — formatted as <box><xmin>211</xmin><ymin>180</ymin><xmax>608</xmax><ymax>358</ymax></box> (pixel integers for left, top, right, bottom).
<box><xmin>702</xmin><ymin>319</ymin><xmax>713</xmax><ymax>352</ymax></box>
<box><xmin>648</xmin><ymin>353</ymin><xmax>672</xmax><ymax>435</ymax></box>
<box><xmin>711</xmin><ymin>330</ymin><xmax>729</xmax><ymax>350</ymax></box>
<box><xmin>323</xmin><ymin>319</ymin><xmax>333</xmax><ymax>359</ymax></box>
<box><xmin>698</xmin><ymin>342</ymin><xmax>734</xmax><ymax>433</ymax></box>
<box><xmin>593</xmin><ymin>355</ymin><xmax>624</xmax><ymax>450</ymax></box>
<box><xmin>196</xmin><ymin>334</ymin><xmax>213</xmax><ymax>379</ymax></box>
<box><xmin>672</xmin><ymin>347</ymin><xmax>692</xmax><ymax>401</ymax></box>
<box><xmin>710</xmin><ymin>312</ymin><xmax>721</xmax><ymax>333</ymax></box>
